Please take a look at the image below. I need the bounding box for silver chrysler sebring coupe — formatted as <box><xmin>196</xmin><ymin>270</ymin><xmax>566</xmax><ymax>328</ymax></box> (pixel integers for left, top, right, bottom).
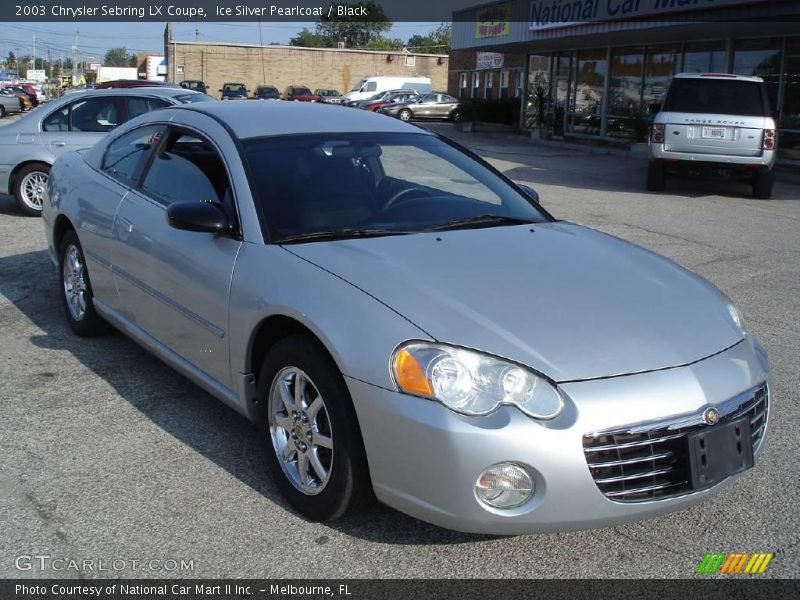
<box><xmin>42</xmin><ymin>101</ymin><xmax>770</xmax><ymax>534</ymax></box>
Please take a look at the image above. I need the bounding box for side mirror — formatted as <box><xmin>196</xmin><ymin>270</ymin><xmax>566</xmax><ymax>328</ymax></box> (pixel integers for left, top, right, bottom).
<box><xmin>518</xmin><ymin>184</ymin><xmax>540</xmax><ymax>203</ymax></box>
<box><xmin>166</xmin><ymin>201</ymin><xmax>228</xmax><ymax>233</ymax></box>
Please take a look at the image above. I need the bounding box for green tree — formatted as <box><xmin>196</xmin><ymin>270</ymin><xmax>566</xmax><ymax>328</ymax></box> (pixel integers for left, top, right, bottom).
<box><xmin>362</xmin><ymin>37</ymin><xmax>404</xmax><ymax>50</ymax></box>
<box><xmin>316</xmin><ymin>1</ymin><xmax>391</xmax><ymax>48</ymax></box>
<box><xmin>289</xmin><ymin>27</ymin><xmax>335</xmax><ymax>48</ymax></box>
<box><xmin>104</xmin><ymin>47</ymin><xmax>133</xmax><ymax>67</ymax></box>
<box><xmin>407</xmin><ymin>23</ymin><xmax>451</xmax><ymax>54</ymax></box>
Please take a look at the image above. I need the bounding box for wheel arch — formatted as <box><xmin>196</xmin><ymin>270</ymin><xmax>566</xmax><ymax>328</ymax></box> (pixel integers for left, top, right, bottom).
<box><xmin>9</xmin><ymin>159</ymin><xmax>52</xmax><ymax>195</ymax></box>
<box><xmin>52</xmin><ymin>214</ymin><xmax>76</xmax><ymax>256</ymax></box>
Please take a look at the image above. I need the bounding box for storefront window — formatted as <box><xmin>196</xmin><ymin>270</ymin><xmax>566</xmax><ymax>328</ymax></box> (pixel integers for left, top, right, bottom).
<box><xmin>484</xmin><ymin>71</ymin><xmax>494</xmax><ymax>99</ymax></box>
<box><xmin>607</xmin><ymin>47</ymin><xmax>645</xmax><ymax>140</ymax></box>
<box><xmin>552</xmin><ymin>52</ymin><xmax>573</xmax><ymax>137</ymax></box>
<box><xmin>780</xmin><ymin>37</ymin><xmax>800</xmax><ymax>160</ymax></box>
<box><xmin>567</xmin><ymin>49</ymin><xmax>607</xmax><ymax>136</ymax></box>
<box><xmin>459</xmin><ymin>73</ymin><xmax>468</xmax><ymax>98</ymax></box>
<box><xmin>643</xmin><ymin>45</ymin><xmax>679</xmax><ymax>117</ymax></box>
<box><xmin>682</xmin><ymin>41</ymin><xmax>727</xmax><ymax>73</ymax></box>
<box><xmin>471</xmin><ymin>72</ymin><xmax>480</xmax><ymax>98</ymax></box>
<box><xmin>499</xmin><ymin>70</ymin><xmax>509</xmax><ymax>98</ymax></box>
<box><xmin>524</xmin><ymin>54</ymin><xmax>551</xmax><ymax>130</ymax></box>
<box><xmin>733</xmin><ymin>38</ymin><xmax>781</xmax><ymax>112</ymax></box>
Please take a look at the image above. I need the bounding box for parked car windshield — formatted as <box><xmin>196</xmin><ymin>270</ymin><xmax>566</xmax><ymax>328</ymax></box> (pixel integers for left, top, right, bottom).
<box><xmin>223</xmin><ymin>84</ymin><xmax>246</xmax><ymax>93</ymax></box>
<box><xmin>293</xmin><ymin>87</ymin><xmax>313</xmax><ymax>96</ymax></box>
<box><xmin>662</xmin><ymin>79</ymin><xmax>768</xmax><ymax>116</ymax></box>
<box><xmin>175</xmin><ymin>93</ymin><xmax>214</xmax><ymax>104</ymax></box>
<box><xmin>244</xmin><ymin>132</ymin><xmax>548</xmax><ymax>242</ymax></box>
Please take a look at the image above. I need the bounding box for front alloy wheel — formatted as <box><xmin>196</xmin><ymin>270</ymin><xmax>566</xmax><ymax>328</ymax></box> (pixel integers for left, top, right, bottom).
<box><xmin>269</xmin><ymin>367</ymin><xmax>334</xmax><ymax>495</ymax></box>
<box><xmin>258</xmin><ymin>335</ymin><xmax>373</xmax><ymax>521</ymax></box>
<box><xmin>398</xmin><ymin>109</ymin><xmax>412</xmax><ymax>122</ymax></box>
<box><xmin>59</xmin><ymin>229</ymin><xmax>109</xmax><ymax>337</ymax></box>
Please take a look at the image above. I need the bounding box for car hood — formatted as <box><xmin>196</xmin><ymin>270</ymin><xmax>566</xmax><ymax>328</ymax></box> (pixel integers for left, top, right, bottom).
<box><xmin>286</xmin><ymin>222</ymin><xmax>744</xmax><ymax>382</ymax></box>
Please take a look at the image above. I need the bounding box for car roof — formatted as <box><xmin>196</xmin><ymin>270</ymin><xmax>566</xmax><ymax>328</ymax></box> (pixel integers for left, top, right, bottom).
<box><xmin>173</xmin><ymin>100</ymin><xmax>434</xmax><ymax>138</ymax></box>
<box><xmin>673</xmin><ymin>72</ymin><xmax>764</xmax><ymax>83</ymax></box>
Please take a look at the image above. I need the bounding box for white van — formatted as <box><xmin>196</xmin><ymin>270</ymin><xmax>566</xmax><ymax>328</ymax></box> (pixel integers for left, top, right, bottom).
<box><xmin>342</xmin><ymin>75</ymin><xmax>432</xmax><ymax>104</ymax></box>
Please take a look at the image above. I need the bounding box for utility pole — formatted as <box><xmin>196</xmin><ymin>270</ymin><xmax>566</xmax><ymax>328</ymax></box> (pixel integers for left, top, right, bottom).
<box><xmin>72</xmin><ymin>31</ymin><xmax>79</xmax><ymax>84</ymax></box>
<box><xmin>32</xmin><ymin>35</ymin><xmax>35</xmax><ymax>72</ymax></box>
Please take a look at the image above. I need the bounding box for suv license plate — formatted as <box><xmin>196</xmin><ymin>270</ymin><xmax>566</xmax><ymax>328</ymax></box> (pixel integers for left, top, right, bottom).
<box><xmin>688</xmin><ymin>417</ymin><xmax>754</xmax><ymax>490</ymax></box>
<box><xmin>702</xmin><ymin>126</ymin><xmax>727</xmax><ymax>139</ymax></box>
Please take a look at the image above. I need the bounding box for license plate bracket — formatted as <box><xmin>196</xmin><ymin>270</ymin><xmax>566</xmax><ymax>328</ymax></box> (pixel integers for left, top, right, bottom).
<box><xmin>702</xmin><ymin>126</ymin><xmax>727</xmax><ymax>139</ymax></box>
<box><xmin>688</xmin><ymin>417</ymin><xmax>754</xmax><ymax>490</ymax></box>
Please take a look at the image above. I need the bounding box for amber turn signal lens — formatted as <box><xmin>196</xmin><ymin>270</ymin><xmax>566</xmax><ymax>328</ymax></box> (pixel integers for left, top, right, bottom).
<box><xmin>394</xmin><ymin>348</ymin><xmax>433</xmax><ymax>397</ymax></box>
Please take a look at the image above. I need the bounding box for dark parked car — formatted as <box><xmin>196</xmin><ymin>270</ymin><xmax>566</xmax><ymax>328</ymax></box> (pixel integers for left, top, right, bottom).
<box><xmin>379</xmin><ymin>93</ymin><xmax>462</xmax><ymax>122</ymax></box>
<box><xmin>254</xmin><ymin>85</ymin><xmax>281</xmax><ymax>100</ymax></box>
<box><xmin>283</xmin><ymin>86</ymin><xmax>316</xmax><ymax>102</ymax></box>
<box><xmin>96</xmin><ymin>80</ymin><xmax>174</xmax><ymax>89</ymax></box>
<box><xmin>314</xmin><ymin>89</ymin><xmax>342</xmax><ymax>104</ymax></box>
<box><xmin>220</xmin><ymin>83</ymin><xmax>248</xmax><ymax>101</ymax></box>
<box><xmin>179</xmin><ymin>80</ymin><xmax>207</xmax><ymax>94</ymax></box>
<box><xmin>349</xmin><ymin>89</ymin><xmax>416</xmax><ymax>109</ymax></box>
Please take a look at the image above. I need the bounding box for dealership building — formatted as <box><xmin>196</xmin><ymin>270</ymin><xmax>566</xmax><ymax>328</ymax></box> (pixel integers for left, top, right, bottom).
<box><xmin>449</xmin><ymin>0</ymin><xmax>800</xmax><ymax>161</ymax></box>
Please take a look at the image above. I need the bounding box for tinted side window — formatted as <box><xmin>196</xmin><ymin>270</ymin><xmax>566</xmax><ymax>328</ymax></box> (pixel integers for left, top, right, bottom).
<box><xmin>126</xmin><ymin>97</ymin><xmax>171</xmax><ymax>120</ymax></box>
<box><xmin>70</xmin><ymin>97</ymin><xmax>120</xmax><ymax>132</ymax></box>
<box><xmin>42</xmin><ymin>105</ymin><xmax>70</xmax><ymax>132</ymax></box>
<box><xmin>140</xmin><ymin>131</ymin><xmax>230</xmax><ymax>206</ymax></box>
<box><xmin>102</xmin><ymin>126</ymin><xmax>164</xmax><ymax>185</ymax></box>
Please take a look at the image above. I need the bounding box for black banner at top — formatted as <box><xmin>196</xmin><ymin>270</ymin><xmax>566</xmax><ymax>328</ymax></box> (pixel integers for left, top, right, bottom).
<box><xmin>2</xmin><ymin>579</ymin><xmax>800</xmax><ymax>600</ymax></box>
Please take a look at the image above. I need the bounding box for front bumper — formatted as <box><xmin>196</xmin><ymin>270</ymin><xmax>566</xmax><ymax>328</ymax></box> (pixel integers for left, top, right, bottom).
<box><xmin>348</xmin><ymin>337</ymin><xmax>770</xmax><ymax>534</ymax></box>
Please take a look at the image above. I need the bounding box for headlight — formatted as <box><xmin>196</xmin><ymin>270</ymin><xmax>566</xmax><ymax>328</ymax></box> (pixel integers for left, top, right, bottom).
<box><xmin>391</xmin><ymin>342</ymin><xmax>564</xmax><ymax>419</ymax></box>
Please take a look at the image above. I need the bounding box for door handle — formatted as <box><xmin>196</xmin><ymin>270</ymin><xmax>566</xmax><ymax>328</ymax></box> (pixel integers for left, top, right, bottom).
<box><xmin>51</xmin><ymin>141</ymin><xmax>66</xmax><ymax>147</ymax></box>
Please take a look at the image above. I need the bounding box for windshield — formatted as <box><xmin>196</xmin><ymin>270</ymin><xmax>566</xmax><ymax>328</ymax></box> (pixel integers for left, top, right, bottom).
<box><xmin>176</xmin><ymin>93</ymin><xmax>214</xmax><ymax>104</ymax></box>
<box><xmin>244</xmin><ymin>132</ymin><xmax>548</xmax><ymax>243</ymax></box>
<box><xmin>224</xmin><ymin>84</ymin><xmax>246</xmax><ymax>93</ymax></box>
<box><xmin>662</xmin><ymin>79</ymin><xmax>768</xmax><ymax>116</ymax></box>
<box><xmin>350</xmin><ymin>79</ymin><xmax>366</xmax><ymax>92</ymax></box>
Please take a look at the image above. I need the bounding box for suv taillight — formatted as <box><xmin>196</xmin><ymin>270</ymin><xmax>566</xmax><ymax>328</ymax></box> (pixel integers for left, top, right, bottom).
<box><xmin>763</xmin><ymin>129</ymin><xmax>776</xmax><ymax>150</ymax></box>
<box><xmin>650</xmin><ymin>123</ymin><xmax>665</xmax><ymax>144</ymax></box>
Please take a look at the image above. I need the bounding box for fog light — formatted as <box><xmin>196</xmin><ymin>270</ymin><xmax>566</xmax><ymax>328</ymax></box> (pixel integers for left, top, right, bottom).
<box><xmin>475</xmin><ymin>463</ymin><xmax>534</xmax><ymax>509</ymax></box>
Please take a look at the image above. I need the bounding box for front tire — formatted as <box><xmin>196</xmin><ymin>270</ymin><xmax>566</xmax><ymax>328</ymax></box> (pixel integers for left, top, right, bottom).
<box><xmin>398</xmin><ymin>109</ymin><xmax>412</xmax><ymax>122</ymax></box>
<box><xmin>258</xmin><ymin>335</ymin><xmax>373</xmax><ymax>521</ymax></box>
<box><xmin>752</xmin><ymin>169</ymin><xmax>773</xmax><ymax>199</ymax></box>
<box><xmin>14</xmin><ymin>162</ymin><xmax>50</xmax><ymax>216</ymax></box>
<box><xmin>0</xmin><ymin>105</ymin><xmax>6</xmax><ymax>118</ymax></box>
<box><xmin>646</xmin><ymin>160</ymin><xmax>665</xmax><ymax>192</ymax></box>
<box><xmin>59</xmin><ymin>230</ymin><xmax>110</xmax><ymax>337</ymax></box>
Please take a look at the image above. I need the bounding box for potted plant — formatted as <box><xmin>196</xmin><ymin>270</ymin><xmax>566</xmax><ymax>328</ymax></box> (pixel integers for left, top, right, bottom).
<box><xmin>458</xmin><ymin>99</ymin><xmax>478</xmax><ymax>132</ymax></box>
<box><xmin>529</xmin><ymin>83</ymin><xmax>551</xmax><ymax>140</ymax></box>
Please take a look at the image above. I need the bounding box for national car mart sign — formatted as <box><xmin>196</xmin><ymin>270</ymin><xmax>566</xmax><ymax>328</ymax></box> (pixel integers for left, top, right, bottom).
<box><xmin>530</xmin><ymin>0</ymin><xmax>757</xmax><ymax>31</ymax></box>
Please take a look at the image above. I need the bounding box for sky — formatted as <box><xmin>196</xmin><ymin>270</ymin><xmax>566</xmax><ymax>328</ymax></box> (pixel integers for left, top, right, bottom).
<box><xmin>0</xmin><ymin>21</ymin><xmax>441</xmax><ymax>63</ymax></box>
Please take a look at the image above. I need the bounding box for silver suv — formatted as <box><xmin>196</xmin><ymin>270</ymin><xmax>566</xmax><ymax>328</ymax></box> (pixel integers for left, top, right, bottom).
<box><xmin>647</xmin><ymin>73</ymin><xmax>777</xmax><ymax>199</ymax></box>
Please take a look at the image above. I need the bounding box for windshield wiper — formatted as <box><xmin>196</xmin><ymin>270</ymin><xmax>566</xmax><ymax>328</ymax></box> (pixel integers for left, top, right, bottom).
<box><xmin>275</xmin><ymin>228</ymin><xmax>411</xmax><ymax>244</ymax></box>
<box><xmin>427</xmin><ymin>214</ymin><xmax>537</xmax><ymax>232</ymax></box>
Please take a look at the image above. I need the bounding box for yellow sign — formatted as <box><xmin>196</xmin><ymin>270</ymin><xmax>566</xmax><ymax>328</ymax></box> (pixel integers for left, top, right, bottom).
<box><xmin>476</xmin><ymin>3</ymin><xmax>510</xmax><ymax>39</ymax></box>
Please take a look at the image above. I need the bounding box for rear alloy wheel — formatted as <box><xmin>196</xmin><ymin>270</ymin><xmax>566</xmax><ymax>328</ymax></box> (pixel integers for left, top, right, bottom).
<box><xmin>259</xmin><ymin>335</ymin><xmax>373</xmax><ymax>521</ymax></box>
<box><xmin>0</xmin><ymin>105</ymin><xmax>6</xmax><ymax>118</ymax></box>
<box><xmin>752</xmin><ymin>169</ymin><xmax>773</xmax><ymax>200</ymax></box>
<box><xmin>398</xmin><ymin>109</ymin><xmax>412</xmax><ymax>122</ymax></box>
<box><xmin>450</xmin><ymin>110</ymin><xmax>462</xmax><ymax>123</ymax></box>
<box><xmin>646</xmin><ymin>160</ymin><xmax>666</xmax><ymax>192</ymax></box>
<box><xmin>13</xmin><ymin>163</ymin><xmax>50</xmax><ymax>216</ymax></box>
<box><xmin>59</xmin><ymin>230</ymin><xmax>110</xmax><ymax>337</ymax></box>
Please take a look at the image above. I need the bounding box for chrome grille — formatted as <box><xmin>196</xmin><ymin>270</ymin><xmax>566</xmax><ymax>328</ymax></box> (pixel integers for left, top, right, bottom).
<box><xmin>583</xmin><ymin>384</ymin><xmax>768</xmax><ymax>503</ymax></box>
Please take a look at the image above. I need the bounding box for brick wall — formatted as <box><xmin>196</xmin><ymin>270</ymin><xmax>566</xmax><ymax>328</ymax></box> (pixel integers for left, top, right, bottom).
<box><xmin>165</xmin><ymin>41</ymin><xmax>449</xmax><ymax>98</ymax></box>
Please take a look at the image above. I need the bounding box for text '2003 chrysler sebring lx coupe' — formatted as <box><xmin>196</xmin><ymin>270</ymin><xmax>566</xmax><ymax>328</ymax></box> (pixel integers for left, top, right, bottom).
<box><xmin>42</xmin><ymin>101</ymin><xmax>770</xmax><ymax>534</ymax></box>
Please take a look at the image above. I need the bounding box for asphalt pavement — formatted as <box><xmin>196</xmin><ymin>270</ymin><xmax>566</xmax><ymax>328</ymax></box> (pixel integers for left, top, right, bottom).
<box><xmin>0</xmin><ymin>116</ymin><xmax>798</xmax><ymax>578</ymax></box>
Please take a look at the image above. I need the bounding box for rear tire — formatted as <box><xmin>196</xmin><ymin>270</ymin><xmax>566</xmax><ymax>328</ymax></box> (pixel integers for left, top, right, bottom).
<box><xmin>59</xmin><ymin>230</ymin><xmax>111</xmax><ymax>337</ymax></box>
<box><xmin>13</xmin><ymin>162</ymin><xmax>50</xmax><ymax>217</ymax></box>
<box><xmin>752</xmin><ymin>169</ymin><xmax>773</xmax><ymax>199</ymax></box>
<box><xmin>646</xmin><ymin>160</ymin><xmax>665</xmax><ymax>192</ymax></box>
<box><xmin>0</xmin><ymin>105</ymin><xmax>6</xmax><ymax>118</ymax></box>
<box><xmin>398</xmin><ymin>109</ymin><xmax>412</xmax><ymax>122</ymax></box>
<box><xmin>258</xmin><ymin>335</ymin><xmax>373</xmax><ymax>521</ymax></box>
